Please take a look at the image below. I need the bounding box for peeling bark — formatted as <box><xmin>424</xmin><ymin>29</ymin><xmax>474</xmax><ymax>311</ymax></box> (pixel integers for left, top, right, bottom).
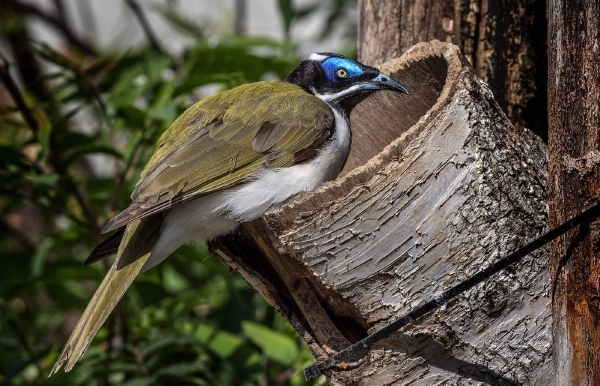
<box><xmin>209</xmin><ymin>41</ymin><xmax>551</xmax><ymax>385</ymax></box>
<box><xmin>358</xmin><ymin>0</ymin><xmax>548</xmax><ymax>140</ymax></box>
<box><xmin>548</xmin><ymin>0</ymin><xmax>600</xmax><ymax>384</ymax></box>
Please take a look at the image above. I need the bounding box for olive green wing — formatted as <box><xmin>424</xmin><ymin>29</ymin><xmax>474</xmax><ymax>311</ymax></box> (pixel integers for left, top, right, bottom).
<box><xmin>102</xmin><ymin>81</ymin><xmax>334</xmax><ymax>233</ymax></box>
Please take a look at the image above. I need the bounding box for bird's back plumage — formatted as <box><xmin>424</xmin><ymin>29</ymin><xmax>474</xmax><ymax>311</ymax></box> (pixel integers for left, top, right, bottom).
<box><xmin>102</xmin><ymin>81</ymin><xmax>334</xmax><ymax>233</ymax></box>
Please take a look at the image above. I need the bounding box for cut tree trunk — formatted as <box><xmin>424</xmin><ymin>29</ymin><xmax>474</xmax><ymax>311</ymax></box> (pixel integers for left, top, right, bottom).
<box><xmin>209</xmin><ymin>41</ymin><xmax>551</xmax><ymax>385</ymax></box>
<box><xmin>358</xmin><ymin>0</ymin><xmax>548</xmax><ymax>140</ymax></box>
<box><xmin>548</xmin><ymin>0</ymin><xmax>600</xmax><ymax>384</ymax></box>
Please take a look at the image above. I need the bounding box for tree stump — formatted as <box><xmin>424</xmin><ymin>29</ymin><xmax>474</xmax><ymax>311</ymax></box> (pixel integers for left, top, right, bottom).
<box><xmin>209</xmin><ymin>41</ymin><xmax>551</xmax><ymax>385</ymax></box>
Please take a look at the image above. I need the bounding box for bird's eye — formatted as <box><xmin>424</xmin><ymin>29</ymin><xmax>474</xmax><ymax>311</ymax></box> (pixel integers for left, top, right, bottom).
<box><xmin>335</xmin><ymin>68</ymin><xmax>349</xmax><ymax>78</ymax></box>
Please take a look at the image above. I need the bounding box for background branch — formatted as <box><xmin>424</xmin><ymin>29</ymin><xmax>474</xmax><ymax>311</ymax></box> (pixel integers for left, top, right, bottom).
<box><xmin>75</xmin><ymin>68</ymin><xmax>124</xmax><ymax>213</ymax></box>
<box><xmin>4</xmin><ymin>0</ymin><xmax>97</xmax><ymax>57</ymax></box>
<box><xmin>0</xmin><ymin>53</ymin><xmax>39</xmax><ymax>134</ymax></box>
<box><xmin>125</xmin><ymin>0</ymin><xmax>164</xmax><ymax>54</ymax></box>
<box><xmin>51</xmin><ymin>0</ymin><xmax>69</xmax><ymax>31</ymax></box>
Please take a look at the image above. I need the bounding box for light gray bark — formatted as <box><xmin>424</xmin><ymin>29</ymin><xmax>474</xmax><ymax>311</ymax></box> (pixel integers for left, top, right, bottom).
<box><xmin>210</xmin><ymin>41</ymin><xmax>551</xmax><ymax>385</ymax></box>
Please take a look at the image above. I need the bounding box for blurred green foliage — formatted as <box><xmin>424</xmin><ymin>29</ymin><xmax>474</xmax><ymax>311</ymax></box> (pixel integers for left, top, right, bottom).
<box><xmin>0</xmin><ymin>1</ymin><xmax>355</xmax><ymax>385</ymax></box>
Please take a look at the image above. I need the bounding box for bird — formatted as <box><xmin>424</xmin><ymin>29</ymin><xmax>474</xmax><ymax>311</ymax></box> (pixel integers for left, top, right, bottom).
<box><xmin>50</xmin><ymin>52</ymin><xmax>408</xmax><ymax>374</ymax></box>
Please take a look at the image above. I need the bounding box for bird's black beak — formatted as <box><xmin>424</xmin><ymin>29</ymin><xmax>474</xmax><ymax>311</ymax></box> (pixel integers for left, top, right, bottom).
<box><xmin>359</xmin><ymin>73</ymin><xmax>409</xmax><ymax>94</ymax></box>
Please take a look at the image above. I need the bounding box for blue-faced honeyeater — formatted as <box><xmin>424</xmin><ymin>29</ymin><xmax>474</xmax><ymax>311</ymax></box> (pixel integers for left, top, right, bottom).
<box><xmin>50</xmin><ymin>52</ymin><xmax>408</xmax><ymax>374</ymax></box>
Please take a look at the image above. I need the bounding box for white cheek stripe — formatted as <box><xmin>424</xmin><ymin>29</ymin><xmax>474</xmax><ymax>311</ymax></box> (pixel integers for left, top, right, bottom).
<box><xmin>310</xmin><ymin>84</ymin><xmax>362</xmax><ymax>102</ymax></box>
<box><xmin>308</xmin><ymin>52</ymin><xmax>329</xmax><ymax>62</ymax></box>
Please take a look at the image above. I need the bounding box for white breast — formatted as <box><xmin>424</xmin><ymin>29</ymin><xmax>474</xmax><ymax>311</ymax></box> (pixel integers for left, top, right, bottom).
<box><xmin>218</xmin><ymin>108</ymin><xmax>351</xmax><ymax>222</ymax></box>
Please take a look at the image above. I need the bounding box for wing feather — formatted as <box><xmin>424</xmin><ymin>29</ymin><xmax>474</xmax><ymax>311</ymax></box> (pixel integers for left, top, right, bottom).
<box><xmin>102</xmin><ymin>82</ymin><xmax>333</xmax><ymax>233</ymax></box>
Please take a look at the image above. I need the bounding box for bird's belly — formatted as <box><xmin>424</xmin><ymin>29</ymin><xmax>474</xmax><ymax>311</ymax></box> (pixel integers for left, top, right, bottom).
<box><xmin>218</xmin><ymin>111</ymin><xmax>350</xmax><ymax>222</ymax></box>
<box><xmin>146</xmin><ymin>158</ymin><xmax>338</xmax><ymax>272</ymax></box>
<box><xmin>218</xmin><ymin>160</ymin><xmax>341</xmax><ymax>222</ymax></box>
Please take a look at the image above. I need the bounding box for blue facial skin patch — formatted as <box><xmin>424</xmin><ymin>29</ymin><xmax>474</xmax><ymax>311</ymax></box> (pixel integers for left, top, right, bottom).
<box><xmin>322</xmin><ymin>57</ymin><xmax>364</xmax><ymax>82</ymax></box>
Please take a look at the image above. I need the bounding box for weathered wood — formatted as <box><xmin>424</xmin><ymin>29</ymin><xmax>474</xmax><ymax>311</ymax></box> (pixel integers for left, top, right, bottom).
<box><xmin>210</xmin><ymin>41</ymin><xmax>551</xmax><ymax>385</ymax></box>
<box><xmin>548</xmin><ymin>0</ymin><xmax>600</xmax><ymax>384</ymax></box>
<box><xmin>358</xmin><ymin>0</ymin><xmax>548</xmax><ymax>140</ymax></box>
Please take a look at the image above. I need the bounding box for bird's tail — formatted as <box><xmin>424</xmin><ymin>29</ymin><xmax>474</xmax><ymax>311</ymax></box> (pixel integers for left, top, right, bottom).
<box><xmin>50</xmin><ymin>214</ymin><xmax>162</xmax><ymax>375</ymax></box>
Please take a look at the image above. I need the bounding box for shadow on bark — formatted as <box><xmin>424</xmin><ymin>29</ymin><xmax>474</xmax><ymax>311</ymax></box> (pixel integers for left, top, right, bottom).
<box><xmin>385</xmin><ymin>333</ymin><xmax>517</xmax><ymax>385</ymax></box>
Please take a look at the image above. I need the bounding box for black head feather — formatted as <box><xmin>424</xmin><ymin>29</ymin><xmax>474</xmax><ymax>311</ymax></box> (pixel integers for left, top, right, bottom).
<box><xmin>285</xmin><ymin>53</ymin><xmax>406</xmax><ymax>113</ymax></box>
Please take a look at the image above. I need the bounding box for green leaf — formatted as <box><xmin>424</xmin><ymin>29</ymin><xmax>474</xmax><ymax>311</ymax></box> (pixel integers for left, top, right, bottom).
<box><xmin>194</xmin><ymin>323</ymin><xmax>216</xmax><ymax>344</ymax></box>
<box><xmin>277</xmin><ymin>0</ymin><xmax>294</xmax><ymax>39</ymax></box>
<box><xmin>207</xmin><ymin>330</ymin><xmax>243</xmax><ymax>359</ymax></box>
<box><xmin>155</xmin><ymin>363</ymin><xmax>204</xmax><ymax>377</ymax></box>
<box><xmin>27</xmin><ymin>173</ymin><xmax>59</xmax><ymax>186</ymax></box>
<box><xmin>120</xmin><ymin>377</ymin><xmax>157</xmax><ymax>386</ymax></box>
<box><xmin>194</xmin><ymin>324</ymin><xmax>243</xmax><ymax>359</ymax></box>
<box><xmin>242</xmin><ymin>322</ymin><xmax>298</xmax><ymax>365</ymax></box>
<box><xmin>162</xmin><ymin>264</ymin><xmax>190</xmax><ymax>293</ymax></box>
<box><xmin>152</xmin><ymin>81</ymin><xmax>176</xmax><ymax>108</ymax></box>
<box><xmin>117</xmin><ymin>105</ymin><xmax>146</xmax><ymax>128</ymax></box>
<box><xmin>141</xmin><ymin>336</ymin><xmax>190</xmax><ymax>357</ymax></box>
<box><xmin>31</xmin><ymin>238</ymin><xmax>54</xmax><ymax>277</ymax></box>
<box><xmin>147</xmin><ymin>102</ymin><xmax>176</xmax><ymax>122</ymax></box>
<box><xmin>108</xmin><ymin>55</ymin><xmax>173</xmax><ymax>108</ymax></box>
<box><xmin>35</xmin><ymin>108</ymin><xmax>52</xmax><ymax>163</ymax></box>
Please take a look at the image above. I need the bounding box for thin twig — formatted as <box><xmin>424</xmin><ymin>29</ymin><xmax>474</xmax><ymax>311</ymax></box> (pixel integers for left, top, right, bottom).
<box><xmin>0</xmin><ymin>53</ymin><xmax>38</xmax><ymax>134</ymax></box>
<box><xmin>234</xmin><ymin>0</ymin><xmax>247</xmax><ymax>35</ymax></box>
<box><xmin>304</xmin><ymin>201</ymin><xmax>600</xmax><ymax>380</ymax></box>
<box><xmin>131</xmin><ymin>346</ymin><xmax>150</xmax><ymax>377</ymax></box>
<box><xmin>125</xmin><ymin>0</ymin><xmax>164</xmax><ymax>54</ymax></box>
<box><xmin>5</xmin><ymin>0</ymin><xmax>97</xmax><ymax>57</ymax></box>
<box><xmin>51</xmin><ymin>0</ymin><xmax>69</xmax><ymax>30</ymax></box>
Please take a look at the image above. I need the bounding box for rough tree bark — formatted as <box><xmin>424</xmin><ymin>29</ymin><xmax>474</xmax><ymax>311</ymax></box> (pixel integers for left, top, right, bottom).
<box><xmin>358</xmin><ymin>0</ymin><xmax>548</xmax><ymax>141</ymax></box>
<box><xmin>548</xmin><ymin>0</ymin><xmax>600</xmax><ymax>384</ymax></box>
<box><xmin>209</xmin><ymin>41</ymin><xmax>551</xmax><ymax>385</ymax></box>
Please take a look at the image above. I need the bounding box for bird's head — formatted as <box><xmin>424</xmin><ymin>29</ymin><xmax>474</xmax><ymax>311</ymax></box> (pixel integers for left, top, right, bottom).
<box><xmin>285</xmin><ymin>52</ymin><xmax>409</xmax><ymax>110</ymax></box>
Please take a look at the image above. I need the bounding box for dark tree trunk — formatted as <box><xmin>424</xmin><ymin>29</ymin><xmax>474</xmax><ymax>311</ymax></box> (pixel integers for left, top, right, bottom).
<box><xmin>358</xmin><ymin>0</ymin><xmax>548</xmax><ymax>141</ymax></box>
<box><xmin>548</xmin><ymin>0</ymin><xmax>600</xmax><ymax>384</ymax></box>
